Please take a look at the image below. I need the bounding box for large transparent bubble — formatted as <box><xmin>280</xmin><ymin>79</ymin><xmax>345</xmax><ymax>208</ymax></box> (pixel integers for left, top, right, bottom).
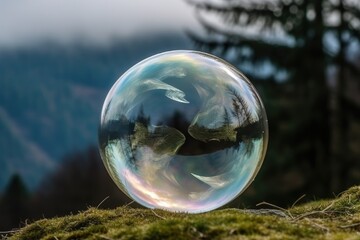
<box><xmin>99</xmin><ymin>51</ymin><xmax>268</xmax><ymax>213</ymax></box>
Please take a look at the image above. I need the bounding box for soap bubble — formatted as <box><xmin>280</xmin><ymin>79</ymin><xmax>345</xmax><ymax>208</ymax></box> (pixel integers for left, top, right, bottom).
<box><xmin>99</xmin><ymin>51</ymin><xmax>268</xmax><ymax>213</ymax></box>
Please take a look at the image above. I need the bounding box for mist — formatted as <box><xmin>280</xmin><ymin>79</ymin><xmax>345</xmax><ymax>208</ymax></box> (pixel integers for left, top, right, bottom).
<box><xmin>0</xmin><ymin>0</ymin><xmax>199</xmax><ymax>48</ymax></box>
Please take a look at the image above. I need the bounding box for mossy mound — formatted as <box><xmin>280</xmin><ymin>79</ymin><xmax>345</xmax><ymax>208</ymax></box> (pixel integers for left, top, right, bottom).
<box><xmin>7</xmin><ymin>186</ymin><xmax>360</xmax><ymax>240</ymax></box>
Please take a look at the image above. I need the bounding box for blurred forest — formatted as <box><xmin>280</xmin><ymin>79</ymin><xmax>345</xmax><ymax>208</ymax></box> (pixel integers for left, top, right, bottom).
<box><xmin>1</xmin><ymin>0</ymin><xmax>360</xmax><ymax>232</ymax></box>
<box><xmin>0</xmin><ymin>147</ymin><xmax>134</xmax><ymax>231</ymax></box>
<box><xmin>189</xmin><ymin>0</ymin><xmax>360</xmax><ymax>203</ymax></box>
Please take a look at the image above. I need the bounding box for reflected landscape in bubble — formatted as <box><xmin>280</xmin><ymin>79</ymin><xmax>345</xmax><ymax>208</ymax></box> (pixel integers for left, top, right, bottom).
<box><xmin>99</xmin><ymin>51</ymin><xmax>268</xmax><ymax>213</ymax></box>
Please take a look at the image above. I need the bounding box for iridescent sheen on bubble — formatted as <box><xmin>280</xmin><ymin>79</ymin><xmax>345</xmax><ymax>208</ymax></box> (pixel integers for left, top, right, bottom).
<box><xmin>99</xmin><ymin>51</ymin><xmax>268</xmax><ymax>213</ymax></box>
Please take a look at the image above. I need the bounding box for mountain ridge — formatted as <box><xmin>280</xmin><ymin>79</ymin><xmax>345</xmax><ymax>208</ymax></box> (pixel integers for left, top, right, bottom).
<box><xmin>0</xmin><ymin>33</ymin><xmax>192</xmax><ymax>190</ymax></box>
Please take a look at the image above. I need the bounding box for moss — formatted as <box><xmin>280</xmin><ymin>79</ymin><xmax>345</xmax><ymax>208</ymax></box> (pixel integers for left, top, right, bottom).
<box><xmin>8</xmin><ymin>186</ymin><xmax>360</xmax><ymax>240</ymax></box>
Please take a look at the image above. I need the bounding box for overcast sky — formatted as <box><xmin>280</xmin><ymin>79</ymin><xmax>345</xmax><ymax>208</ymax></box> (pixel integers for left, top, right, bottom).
<box><xmin>0</xmin><ymin>0</ymin><xmax>200</xmax><ymax>49</ymax></box>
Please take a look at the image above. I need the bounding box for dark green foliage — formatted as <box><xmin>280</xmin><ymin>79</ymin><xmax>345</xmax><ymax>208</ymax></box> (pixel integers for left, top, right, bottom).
<box><xmin>31</xmin><ymin>147</ymin><xmax>133</xmax><ymax>219</ymax></box>
<box><xmin>0</xmin><ymin>174</ymin><xmax>30</xmax><ymax>230</ymax></box>
<box><xmin>189</xmin><ymin>0</ymin><xmax>360</xmax><ymax>204</ymax></box>
<box><xmin>0</xmin><ymin>147</ymin><xmax>136</xmax><ymax>231</ymax></box>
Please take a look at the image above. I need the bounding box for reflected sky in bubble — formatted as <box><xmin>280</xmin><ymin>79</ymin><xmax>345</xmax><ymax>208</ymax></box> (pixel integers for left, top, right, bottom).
<box><xmin>99</xmin><ymin>51</ymin><xmax>268</xmax><ymax>213</ymax></box>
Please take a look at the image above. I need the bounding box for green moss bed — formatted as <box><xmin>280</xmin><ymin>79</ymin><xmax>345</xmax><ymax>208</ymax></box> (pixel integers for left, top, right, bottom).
<box><xmin>6</xmin><ymin>186</ymin><xmax>360</xmax><ymax>239</ymax></box>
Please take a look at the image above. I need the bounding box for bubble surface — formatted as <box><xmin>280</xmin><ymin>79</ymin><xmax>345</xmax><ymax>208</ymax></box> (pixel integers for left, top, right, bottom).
<box><xmin>99</xmin><ymin>51</ymin><xmax>268</xmax><ymax>213</ymax></box>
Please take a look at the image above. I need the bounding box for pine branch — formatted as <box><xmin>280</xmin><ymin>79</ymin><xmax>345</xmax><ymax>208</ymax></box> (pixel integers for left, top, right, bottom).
<box><xmin>189</xmin><ymin>0</ymin><xmax>286</xmax><ymax>29</ymax></box>
<box><xmin>344</xmin><ymin>3</ymin><xmax>360</xmax><ymax>20</ymax></box>
<box><xmin>188</xmin><ymin>13</ymin><xmax>297</xmax><ymax>62</ymax></box>
<box><xmin>188</xmin><ymin>25</ymin><xmax>297</xmax><ymax>72</ymax></box>
<box><xmin>344</xmin><ymin>60</ymin><xmax>360</xmax><ymax>77</ymax></box>
<box><xmin>348</xmin><ymin>25</ymin><xmax>360</xmax><ymax>42</ymax></box>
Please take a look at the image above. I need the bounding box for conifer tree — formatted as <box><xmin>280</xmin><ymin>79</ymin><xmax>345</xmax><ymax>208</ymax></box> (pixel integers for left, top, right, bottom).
<box><xmin>0</xmin><ymin>174</ymin><xmax>29</xmax><ymax>230</ymax></box>
<box><xmin>189</xmin><ymin>0</ymin><xmax>360</xmax><ymax>198</ymax></box>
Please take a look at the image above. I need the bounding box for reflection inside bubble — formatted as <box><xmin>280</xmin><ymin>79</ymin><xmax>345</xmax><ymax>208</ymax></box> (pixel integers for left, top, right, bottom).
<box><xmin>99</xmin><ymin>51</ymin><xmax>268</xmax><ymax>213</ymax></box>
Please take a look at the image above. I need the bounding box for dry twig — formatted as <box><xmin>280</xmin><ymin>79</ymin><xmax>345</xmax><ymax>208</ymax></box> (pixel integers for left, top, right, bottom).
<box><xmin>256</xmin><ymin>201</ymin><xmax>293</xmax><ymax>219</ymax></box>
<box><xmin>291</xmin><ymin>194</ymin><xmax>306</xmax><ymax>208</ymax></box>
<box><xmin>96</xmin><ymin>196</ymin><xmax>110</xmax><ymax>209</ymax></box>
<box><xmin>340</xmin><ymin>222</ymin><xmax>360</xmax><ymax>229</ymax></box>
<box><xmin>151</xmin><ymin>209</ymin><xmax>166</xmax><ymax>220</ymax></box>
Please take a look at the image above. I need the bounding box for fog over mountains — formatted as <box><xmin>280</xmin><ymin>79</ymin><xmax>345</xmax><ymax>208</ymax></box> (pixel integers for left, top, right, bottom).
<box><xmin>0</xmin><ymin>34</ymin><xmax>192</xmax><ymax>190</ymax></box>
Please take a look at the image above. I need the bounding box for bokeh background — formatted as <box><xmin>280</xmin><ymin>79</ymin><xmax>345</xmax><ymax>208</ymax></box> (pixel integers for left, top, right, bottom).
<box><xmin>0</xmin><ymin>0</ymin><xmax>359</xmax><ymax>231</ymax></box>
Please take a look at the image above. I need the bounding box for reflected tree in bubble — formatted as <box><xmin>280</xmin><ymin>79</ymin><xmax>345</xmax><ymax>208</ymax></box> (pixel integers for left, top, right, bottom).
<box><xmin>99</xmin><ymin>51</ymin><xmax>268</xmax><ymax>213</ymax></box>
